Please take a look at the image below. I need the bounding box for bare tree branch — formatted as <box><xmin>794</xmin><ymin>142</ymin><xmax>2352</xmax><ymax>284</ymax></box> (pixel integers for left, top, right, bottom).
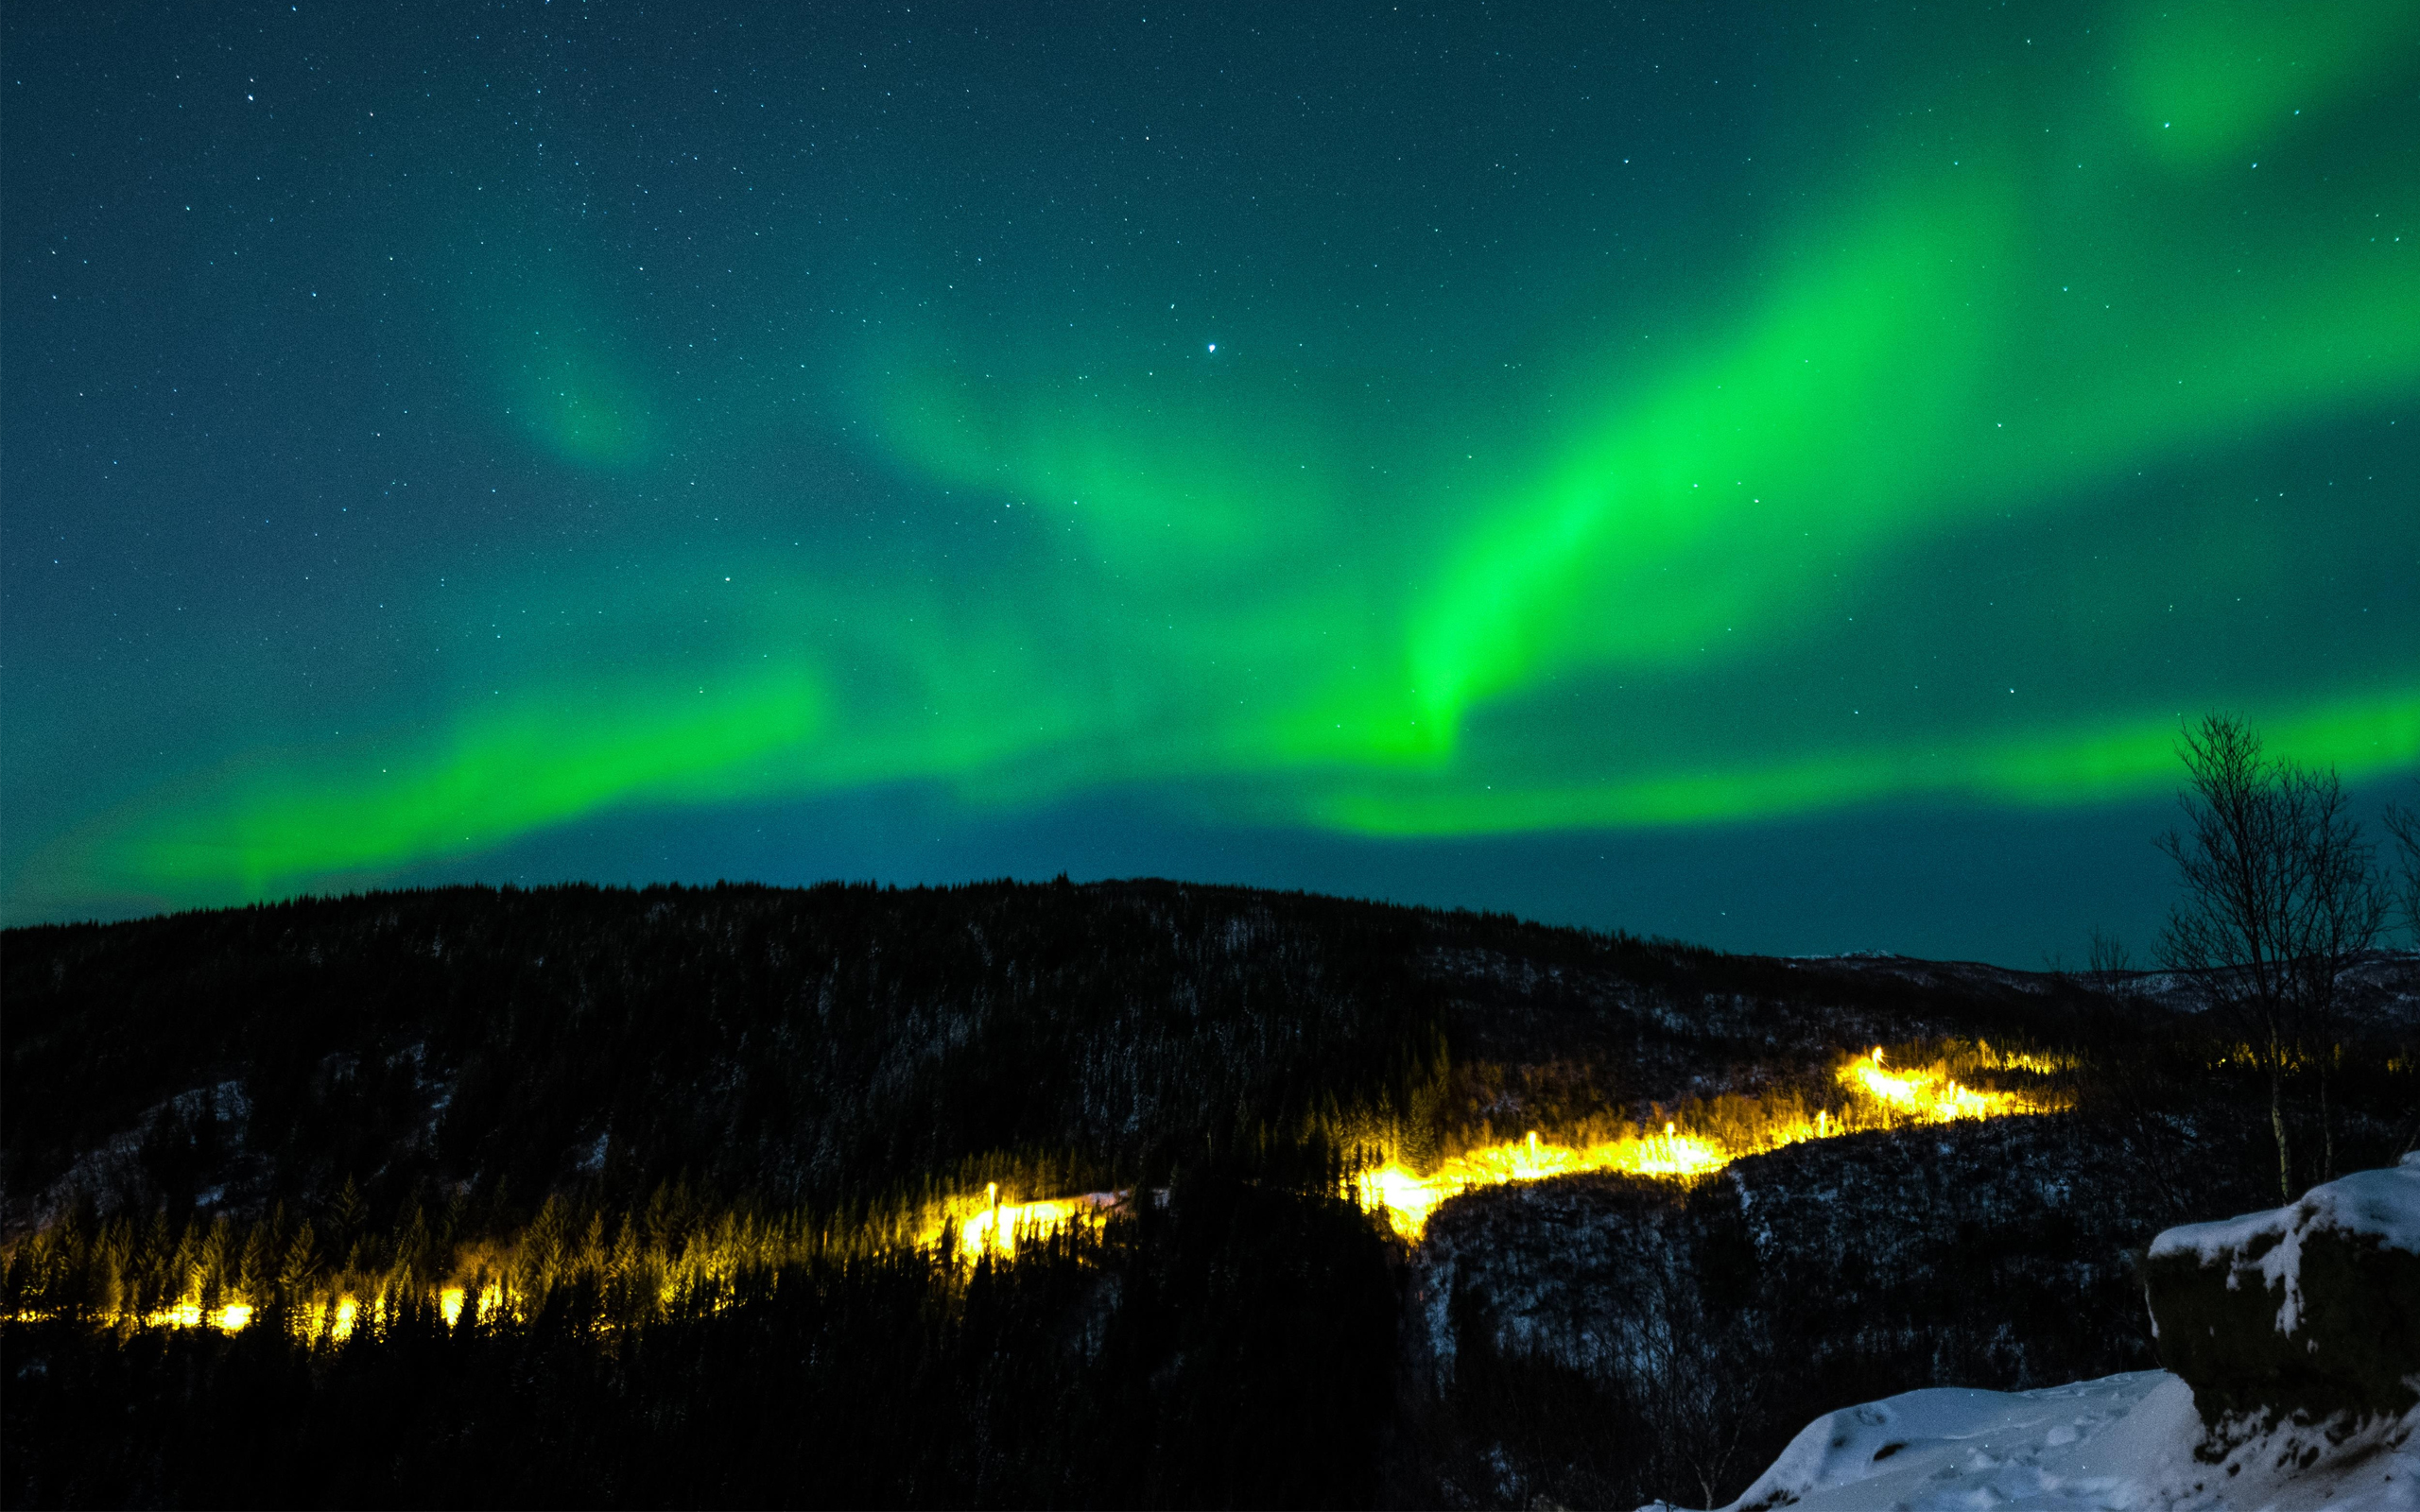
<box><xmin>2154</xmin><ymin>715</ymin><xmax>2386</xmax><ymax>1197</ymax></box>
<box><xmin>2383</xmin><ymin>795</ymin><xmax>2420</xmax><ymax>947</ymax></box>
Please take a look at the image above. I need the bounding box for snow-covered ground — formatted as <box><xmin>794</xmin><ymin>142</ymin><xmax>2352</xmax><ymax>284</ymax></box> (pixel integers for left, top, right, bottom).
<box><xmin>1660</xmin><ymin>1369</ymin><xmax>2416</xmax><ymax>1511</ymax></box>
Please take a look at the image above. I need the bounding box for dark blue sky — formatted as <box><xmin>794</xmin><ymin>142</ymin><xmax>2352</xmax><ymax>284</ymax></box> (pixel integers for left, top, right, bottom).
<box><xmin>7</xmin><ymin>1</ymin><xmax>2415</xmax><ymax>962</ymax></box>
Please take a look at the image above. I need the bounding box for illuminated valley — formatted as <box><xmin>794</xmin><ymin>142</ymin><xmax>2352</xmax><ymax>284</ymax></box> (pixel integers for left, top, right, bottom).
<box><xmin>1354</xmin><ymin>1043</ymin><xmax>2059</xmax><ymax>1240</ymax></box>
<box><xmin>924</xmin><ymin>1185</ymin><xmax>1130</xmax><ymax>1263</ymax></box>
<box><xmin>6</xmin><ymin>1043</ymin><xmax>2063</xmax><ymax>1339</ymax></box>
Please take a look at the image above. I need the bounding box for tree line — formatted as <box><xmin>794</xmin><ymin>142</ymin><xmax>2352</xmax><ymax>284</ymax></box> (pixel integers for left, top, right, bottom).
<box><xmin>6</xmin><ymin>1168</ymin><xmax>1403</xmax><ymax>1509</ymax></box>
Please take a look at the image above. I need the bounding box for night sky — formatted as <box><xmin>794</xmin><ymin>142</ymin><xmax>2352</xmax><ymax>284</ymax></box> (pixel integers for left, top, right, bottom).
<box><xmin>6</xmin><ymin>2</ymin><xmax>2414</xmax><ymax>962</ymax></box>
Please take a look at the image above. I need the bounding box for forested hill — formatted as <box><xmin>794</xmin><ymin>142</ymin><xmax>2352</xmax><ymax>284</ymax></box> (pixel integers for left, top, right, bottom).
<box><xmin>5</xmin><ymin>880</ymin><xmax>2091</xmax><ymax>1232</ymax></box>
<box><xmin>9</xmin><ymin>884</ymin><xmax>2419</xmax><ymax>1509</ymax></box>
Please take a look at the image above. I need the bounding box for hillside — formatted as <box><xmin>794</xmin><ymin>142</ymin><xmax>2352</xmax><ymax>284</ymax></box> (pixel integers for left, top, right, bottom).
<box><xmin>4</xmin><ymin>882</ymin><xmax>2414</xmax><ymax>1508</ymax></box>
<box><xmin>2</xmin><ymin>879</ymin><xmax>2112</xmax><ymax>1234</ymax></box>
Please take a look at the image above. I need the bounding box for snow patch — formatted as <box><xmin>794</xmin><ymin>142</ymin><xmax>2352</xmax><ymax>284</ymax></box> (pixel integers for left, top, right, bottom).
<box><xmin>1662</xmin><ymin>1370</ymin><xmax>2418</xmax><ymax>1511</ymax></box>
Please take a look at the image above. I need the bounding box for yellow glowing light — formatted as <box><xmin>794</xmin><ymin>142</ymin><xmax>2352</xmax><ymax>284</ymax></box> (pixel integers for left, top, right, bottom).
<box><xmin>1975</xmin><ymin>1040</ymin><xmax>2071</xmax><ymax>1075</ymax></box>
<box><xmin>142</xmin><ymin>1298</ymin><xmax>252</xmax><ymax>1331</ymax></box>
<box><xmin>39</xmin><ymin>1041</ymin><xmax>2063</xmax><ymax>1335</ymax></box>
<box><xmin>1354</xmin><ymin>1124</ymin><xmax>1733</xmax><ymax>1240</ymax></box>
<box><xmin>436</xmin><ymin>1282</ymin><xmax>503</xmax><ymax>1326</ymax></box>
<box><xmin>1844</xmin><ymin>1048</ymin><xmax>2029</xmax><ymax>1123</ymax></box>
<box><xmin>1356</xmin><ymin>1045</ymin><xmax>2058</xmax><ymax>1239</ymax></box>
<box><xmin>923</xmin><ymin>1188</ymin><xmax>1124</xmax><ymax>1260</ymax></box>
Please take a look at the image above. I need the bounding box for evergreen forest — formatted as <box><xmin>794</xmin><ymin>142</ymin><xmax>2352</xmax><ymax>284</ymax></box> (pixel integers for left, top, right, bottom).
<box><xmin>5</xmin><ymin>881</ymin><xmax>2414</xmax><ymax>1507</ymax></box>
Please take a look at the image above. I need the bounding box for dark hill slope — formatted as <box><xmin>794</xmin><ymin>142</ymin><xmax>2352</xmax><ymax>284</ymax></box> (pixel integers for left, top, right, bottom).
<box><xmin>6</xmin><ymin>884</ymin><xmax>2415</xmax><ymax>1510</ymax></box>
<box><xmin>6</xmin><ymin>880</ymin><xmax>2092</xmax><ymax>1230</ymax></box>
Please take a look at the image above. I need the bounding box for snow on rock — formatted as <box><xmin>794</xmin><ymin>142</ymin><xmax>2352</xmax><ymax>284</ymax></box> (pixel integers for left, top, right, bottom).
<box><xmin>1653</xmin><ymin>1160</ymin><xmax>2420</xmax><ymax>1511</ymax></box>
<box><xmin>2151</xmin><ymin>1154</ymin><xmax>2420</xmax><ymax>1337</ymax></box>
<box><xmin>1659</xmin><ymin>1369</ymin><xmax>2418</xmax><ymax>1511</ymax></box>
<box><xmin>2145</xmin><ymin>1155</ymin><xmax>2420</xmax><ymax>1422</ymax></box>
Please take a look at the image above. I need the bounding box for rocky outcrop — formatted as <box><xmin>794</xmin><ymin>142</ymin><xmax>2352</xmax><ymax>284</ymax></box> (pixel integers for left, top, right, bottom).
<box><xmin>1691</xmin><ymin>1158</ymin><xmax>2420</xmax><ymax>1511</ymax></box>
<box><xmin>2144</xmin><ymin>1153</ymin><xmax>2420</xmax><ymax>1423</ymax></box>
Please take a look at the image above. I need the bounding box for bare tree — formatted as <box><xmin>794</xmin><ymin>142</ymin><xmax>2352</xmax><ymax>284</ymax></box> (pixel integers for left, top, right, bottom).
<box><xmin>1630</xmin><ymin>1225</ymin><xmax>1760</xmax><ymax>1511</ymax></box>
<box><xmin>2085</xmin><ymin>926</ymin><xmax>2135</xmax><ymax>998</ymax></box>
<box><xmin>2380</xmin><ymin>794</ymin><xmax>2420</xmax><ymax>1164</ymax></box>
<box><xmin>2156</xmin><ymin>715</ymin><xmax>2387</xmax><ymax>1199</ymax></box>
<box><xmin>2384</xmin><ymin>794</ymin><xmax>2420</xmax><ymax>946</ymax></box>
<box><xmin>2282</xmin><ymin>769</ymin><xmax>2390</xmax><ymax>1181</ymax></box>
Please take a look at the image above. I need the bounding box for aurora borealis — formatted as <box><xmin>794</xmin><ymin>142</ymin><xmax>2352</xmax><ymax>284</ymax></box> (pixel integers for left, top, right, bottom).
<box><xmin>6</xmin><ymin>2</ymin><xmax>2415</xmax><ymax>957</ymax></box>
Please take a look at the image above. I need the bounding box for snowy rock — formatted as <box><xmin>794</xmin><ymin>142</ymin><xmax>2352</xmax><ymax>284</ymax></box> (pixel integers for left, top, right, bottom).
<box><xmin>1671</xmin><ymin>1369</ymin><xmax>2418</xmax><ymax>1511</ymax></box>
<box><xmin>1660</xmin><ymin>1157</ymin><xmax>2420</xmax><ymax>1511</ymax></box>
<box><xmin>2145</xmin><ymin>1154</ymin><xmax>2420</xmax><ymax>1422</ymax></box>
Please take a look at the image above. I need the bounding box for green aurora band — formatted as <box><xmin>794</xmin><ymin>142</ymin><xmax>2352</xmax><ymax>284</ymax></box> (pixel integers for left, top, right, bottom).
<box><xmin>12</xmin><ymin>0</ymin><xmax>2418</xmax><ymax>913</ymax></box>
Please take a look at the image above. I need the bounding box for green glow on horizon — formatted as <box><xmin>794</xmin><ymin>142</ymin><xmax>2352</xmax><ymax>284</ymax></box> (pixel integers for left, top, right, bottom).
<box><xmin>120</xmin><ymin>669</ymin><xmax>821</xmax><ymax>895</ymax></box>
<box><xmin>11</xmin><ymin>0</ymin><xmax>2416</xmax><ymax>916</ymax></box>
<box><xmin>1311</xmin><ymin>687</ymin><xmax>2420</xmax><ymax>838</ymax></box>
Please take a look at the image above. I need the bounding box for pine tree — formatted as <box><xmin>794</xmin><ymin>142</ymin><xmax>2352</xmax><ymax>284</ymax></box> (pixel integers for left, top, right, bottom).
<box><xmin>199</xmin><ymin>1216</ymin><xmax>233</xmax><ymax>1314</ymax></box>
<box><xmin>329</xmin><ymin>1176</ymin><xmax>367</xmax><ymax>1251</ymax></box>
<box><xmin>395</xmin><ymin>1202</ymin><xmax>433</xmax><ymax>1293</ymax></box>
<box><xmin>138</xmin><ymin>1208</ymin><xmax>175</xmax><ymax>1317</ymax></box>
<box><xmin>237</xmin><ymin>1221</ymin><xmax>276</xmax><ymax>1309</ymax></box>
<box><xmin>279</xmin><ymin>1222</ymin><xmax>321</xmax><ymax>1314</ymax></box>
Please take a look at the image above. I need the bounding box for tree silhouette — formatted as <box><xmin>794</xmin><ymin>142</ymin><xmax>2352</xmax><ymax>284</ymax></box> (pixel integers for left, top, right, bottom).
<box><xmin>2158</xmin><ymin>714</ymin><xmax>2389</xmax><ymax>1195</ymax></box>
